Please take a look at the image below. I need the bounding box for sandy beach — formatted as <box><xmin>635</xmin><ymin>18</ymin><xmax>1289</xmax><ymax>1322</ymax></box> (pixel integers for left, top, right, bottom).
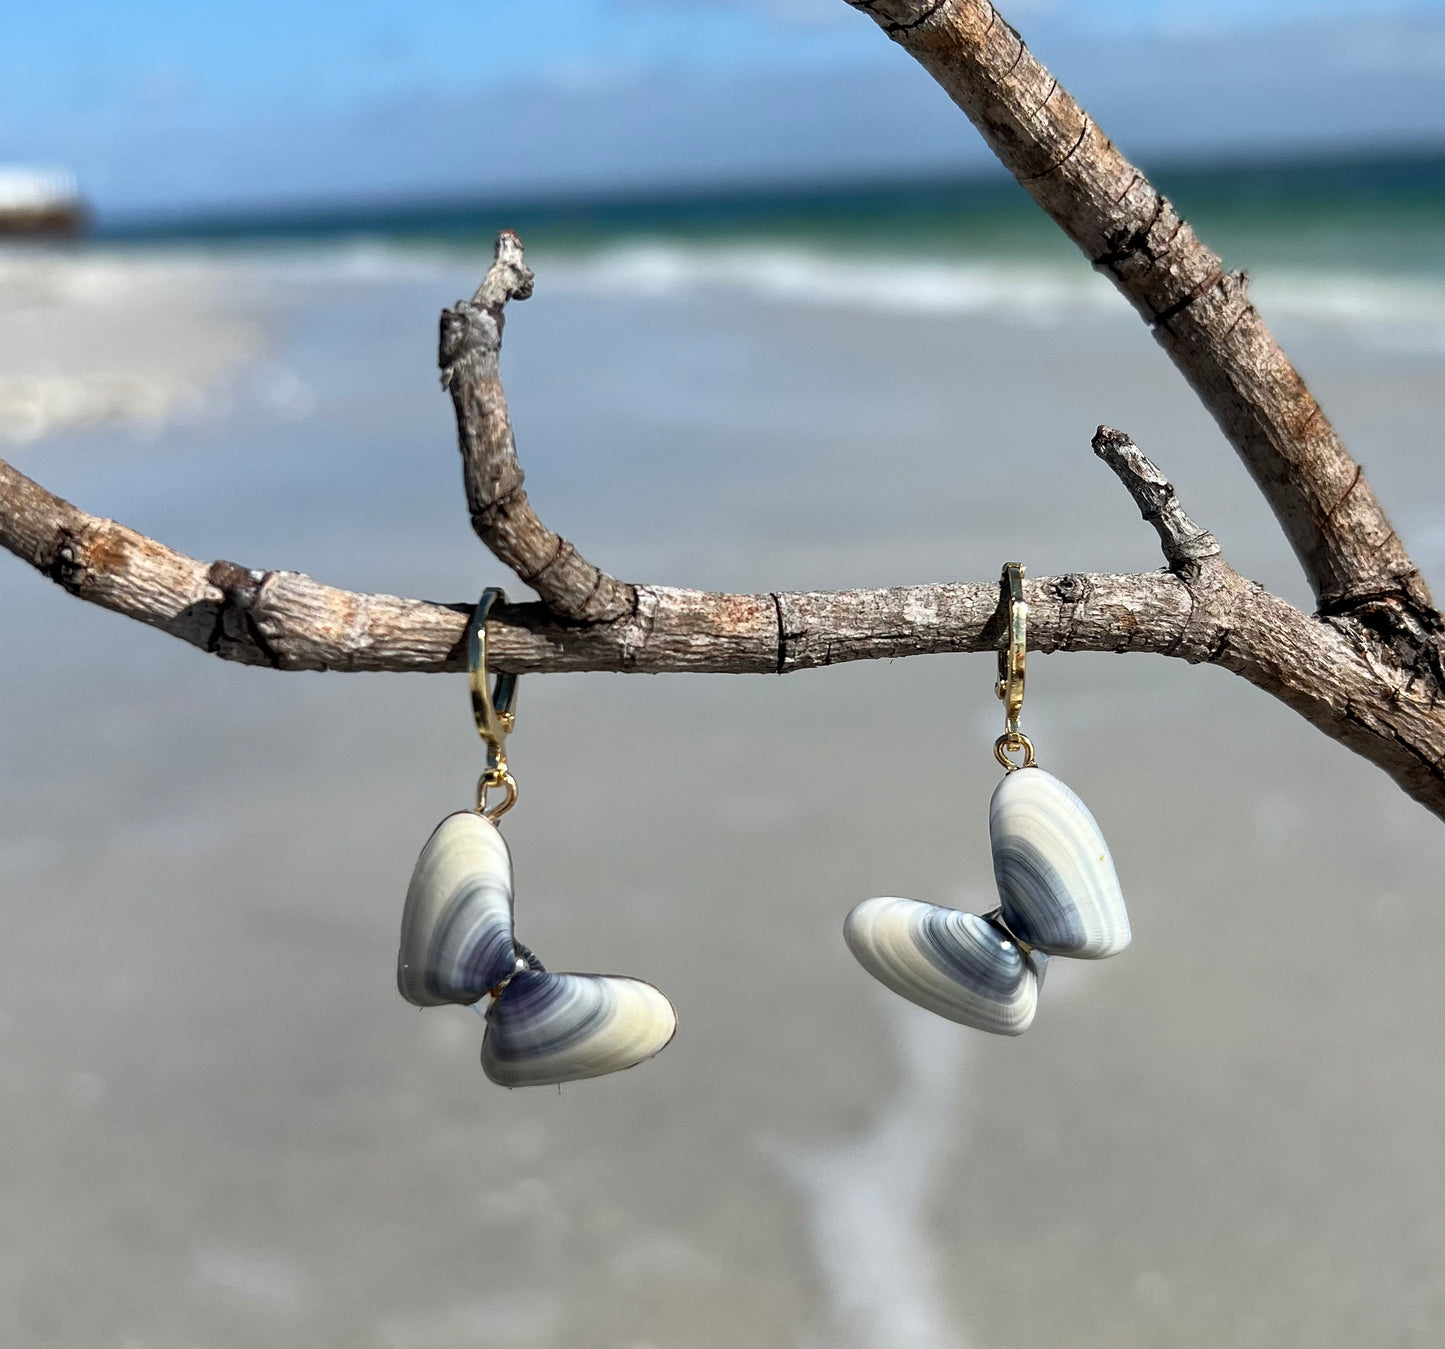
<box><xmin>3</xmin><ymin>241</ymin><xmax>1445</xmax><ymax>1347</ymax></box>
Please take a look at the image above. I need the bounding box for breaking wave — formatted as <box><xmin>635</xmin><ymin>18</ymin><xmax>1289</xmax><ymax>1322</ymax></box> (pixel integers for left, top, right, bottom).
<box><xmin>543</xmin><ymin>239</ymin><xmax>1445</xmax><ymax>350</ymax></box>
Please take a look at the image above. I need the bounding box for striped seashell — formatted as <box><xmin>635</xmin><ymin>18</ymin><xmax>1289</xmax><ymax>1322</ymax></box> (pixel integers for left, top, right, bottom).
<box><xmin>398</xmin><ymin>811</ymin><xmax>520</xmax><ymax>1006</ymax></box>
<box><xmin>482</xmin><ymin>970</ymin><xmax>677</xmax><ymax>1088</ymax></box>
<box><xmin>398</xmin><ymin>811</ymin><xmax>676</xmax><ymax>1086</ymax></box>
<box><xmin>990</xmin><ymin>768</ymin><xmax>1129</xmax><ymax>958</ymax></box>
<box><xmin>843</xmin><ymin>897</ymin><xmax>1046</xmax><ymax>1035</ymax></box>
<box><xmin>844</xmin><ymin>766</ymin><xmax>1125</xmax><ymax>1035</ymax></box>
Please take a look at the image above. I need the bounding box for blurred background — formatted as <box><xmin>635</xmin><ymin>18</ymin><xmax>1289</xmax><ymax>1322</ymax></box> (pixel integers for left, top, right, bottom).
<box><xmin>3</xmin><ymin>2</ymin><xmax>1445</xmax><ymax>1346</ymax></box>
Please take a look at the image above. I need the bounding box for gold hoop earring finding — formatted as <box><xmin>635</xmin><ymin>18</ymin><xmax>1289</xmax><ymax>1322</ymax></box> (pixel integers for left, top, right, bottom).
<box><xmin>993</xmin><ymin>562</ymin><xmax>1034</xmax><ymax>772</ymax></box>
<box><xmin>468</xmin><ymin>586</ymin><xmax>519</xmax><ymax>819</ymax></box>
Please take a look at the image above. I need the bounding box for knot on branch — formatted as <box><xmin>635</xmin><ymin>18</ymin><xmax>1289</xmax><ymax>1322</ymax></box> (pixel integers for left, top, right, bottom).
<box><xmin>206</xmin><ymin>559</ymin><xmax>282</xmax><ymax>668</ymax></box>
<box><xmin>1325</xmin><ymin>591</ymin><xmax>1445</xmax><ymax>696</ymax></box>
<box><xmin>47</xmin><ymin>526</ymin><xmax>88</xmax><ymax>594</ymax></box>
<box><xmin>438</xmin><ymin>304</ymin><xmax>494</xmax><ymax>387</ymax></box>
<box><xmin>1093</xmin><ymin>426</ymin><xmax>1221</xmax><ymax>573</ymax></box>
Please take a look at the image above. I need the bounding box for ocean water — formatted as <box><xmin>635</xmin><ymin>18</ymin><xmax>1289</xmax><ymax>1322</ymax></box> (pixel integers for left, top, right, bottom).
<box><xmin>3</xmin><ymin>151</ymin><xmax>1445</xmax><ymax>1348</ymax></box>
<box><xmin>4</xmin><ymin>150</ymin><xmax>1436</xmax><ymax>450</ymax></box>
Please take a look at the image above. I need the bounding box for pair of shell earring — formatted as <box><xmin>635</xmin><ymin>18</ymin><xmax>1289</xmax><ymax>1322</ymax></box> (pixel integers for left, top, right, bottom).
<box><xmin>396</xmin><ymin>588</ymin><xmax>678</xmax><ymax>1088</ymax></box>
<box><xmin>397</xmin><ymin>566</ymin><xmax>1131</xmax><ymax>1090</ymax></box>
<box><xmin>844</xmin><ymin>564</ymin><xmax>1132</xmax><ymax>1034</ymax></box>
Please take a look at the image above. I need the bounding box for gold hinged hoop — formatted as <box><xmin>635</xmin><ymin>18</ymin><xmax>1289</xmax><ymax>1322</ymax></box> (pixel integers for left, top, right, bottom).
<box><xmin>468</xmin><ymin>587</ymin><xmax>519</xmax><ymax>819</ymax></box>
<box><xmin>993</xmin><ymin>563</ymin><xmax>1034</xmax><ymax>772</ymax></box>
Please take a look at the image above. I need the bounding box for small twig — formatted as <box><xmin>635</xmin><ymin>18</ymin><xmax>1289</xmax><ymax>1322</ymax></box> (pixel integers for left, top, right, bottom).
<box><xmin>439</xmin><ymin>230</ymin><xmax>635</xmax><ymax>623</ymax></box>
<box><xmin>1092</xmin><ymin>425</ymin><xmax>1220</xmax><ymax>572</ymax></box>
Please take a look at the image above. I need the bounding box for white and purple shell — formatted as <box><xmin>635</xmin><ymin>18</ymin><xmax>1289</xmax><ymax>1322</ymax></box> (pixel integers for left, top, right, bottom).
<box><xmin>398</xmin><ymin>812</ymin><xmax>677</xmax><ymax>1087</ymax></box>
<box><xmin>845</xmin><ymin>767</ymin><xmax>1128</xmax><ymax>1036</ymax></box>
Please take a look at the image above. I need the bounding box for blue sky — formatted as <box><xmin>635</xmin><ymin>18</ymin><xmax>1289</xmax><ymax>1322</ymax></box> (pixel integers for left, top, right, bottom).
<box><xmin>4</xmin><ymin>0</ymin><xmax>1445</xmax><ymax>218</ymax></box>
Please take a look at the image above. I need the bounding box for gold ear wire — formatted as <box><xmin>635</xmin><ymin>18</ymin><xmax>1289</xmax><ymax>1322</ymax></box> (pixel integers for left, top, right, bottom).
<box><xmin>468</xmin><ymin>587</ymin><xmax>520</xmax><ymax>819</ymax></box>
<box><xmin>993</xmin><ymin>563</ymin><xmax>1036</xmax><ymax>772</ymax></box>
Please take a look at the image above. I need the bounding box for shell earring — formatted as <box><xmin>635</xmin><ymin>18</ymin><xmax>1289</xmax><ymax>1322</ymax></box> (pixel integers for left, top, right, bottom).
<box><xmin>844</xmin><ymin>563</ymin><xmax>1130</xmax><ymax>1035</ymax></box>
<box><xmin>396</xmin><ymin>587</ymin><xmax>677</xmax><ymax>1086</ymax></box>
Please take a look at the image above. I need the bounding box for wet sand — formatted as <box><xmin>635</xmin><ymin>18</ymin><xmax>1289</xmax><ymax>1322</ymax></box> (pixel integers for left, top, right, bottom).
<box><xmin>3</xmin><ymin>256</ymin><xmax>1445</xmax><ymax>1347</ymax></box>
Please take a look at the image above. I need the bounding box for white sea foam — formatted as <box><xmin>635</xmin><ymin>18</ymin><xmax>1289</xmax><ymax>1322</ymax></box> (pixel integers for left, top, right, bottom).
<box><xmin>547</xmin><ymin>241</ymin><xmax>1118</xmax><ymax>320</ymax></box>
<box><xmin>765</xmin><ymin>994</ymin><xmax>975</xmax><ymax>1349</ymax></box>
<box><xmin>1252</xmin><ymin>271</ymin><xmax>1445</xmax><ymax>350</ymax></box>
<box><xmin>0</xmin><ymin>373</ymin><xmax>213</xmax><ymax>444</ymax></box>
<box><xmin>544</xmin><ymin>240</ymin><xmax>1445</xmax><ymax>351</ymax></box>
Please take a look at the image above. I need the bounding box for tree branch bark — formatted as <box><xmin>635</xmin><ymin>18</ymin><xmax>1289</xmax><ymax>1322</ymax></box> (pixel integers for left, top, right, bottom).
<box><xmin>845</xmin><ymin>0</ymin><xmax>1437</xmax><ymax>636</ymax></box>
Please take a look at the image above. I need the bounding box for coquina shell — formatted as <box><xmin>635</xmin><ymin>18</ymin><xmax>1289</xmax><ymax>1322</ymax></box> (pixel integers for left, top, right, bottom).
<box><xmin>844</xmin><ymin>896</ymin><xmax>1044</xmax><ymax>1035</ymax></box>
<box><xmin>989</xmin><ymin>767</ymin><xmax>1129</xmax><ymax>957</ymax></box>
<box><xmin>397</xmin><ymin>811</ymin><xmax>677</xmax><ymax>1086</ymax></box>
